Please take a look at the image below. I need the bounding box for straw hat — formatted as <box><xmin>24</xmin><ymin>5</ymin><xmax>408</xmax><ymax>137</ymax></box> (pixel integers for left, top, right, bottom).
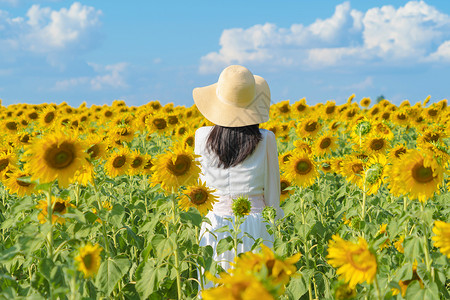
<box><xmin>193</xmin><ymin>65</ymin><xmax>270</xmax><ymax>127</ymax></box>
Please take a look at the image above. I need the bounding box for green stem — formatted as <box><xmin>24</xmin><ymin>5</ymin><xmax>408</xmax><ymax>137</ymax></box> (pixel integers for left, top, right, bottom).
<box><xmin>46</xmin><ymin>189</ymin><xmax>54</xmax><ymax>260</ymax></box>
<box><xmin>420</xmin><ymin>203</ymin><xmax>433</xmax><ymax>277</ymax></box>
<box><xmin>171</xmin><ymin>191</ymin><xmax>182</xmax><ymax>300</ymax></box>
<box><xmin>374</xmin><ymin>275</ymin><xmax>382</xmax><ymax>300</ymax></box>
<box><xmin>93</xmin><ymin>182</ymin><xmax>111</xmax><ymax>257</ymax></box>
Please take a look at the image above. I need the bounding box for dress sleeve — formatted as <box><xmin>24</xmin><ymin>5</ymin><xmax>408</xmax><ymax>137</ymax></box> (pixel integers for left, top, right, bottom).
<box><xmin>264</xmin><ymin>131</ymin><xmax>283</xmax><ymax>220</ymax></box>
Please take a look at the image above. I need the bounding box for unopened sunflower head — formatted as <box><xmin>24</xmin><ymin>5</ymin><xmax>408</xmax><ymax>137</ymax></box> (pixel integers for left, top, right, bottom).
<box><xmin>232</xmin><ymin>195</ymin><xmax>252</xmax><ymax>218</ymax></box>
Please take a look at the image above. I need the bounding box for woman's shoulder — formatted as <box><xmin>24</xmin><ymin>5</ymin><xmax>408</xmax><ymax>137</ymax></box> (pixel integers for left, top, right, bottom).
<box><xmin>259</xmin><ymin>128</ymin><xmax>275</xmax><ymax>140</ymax></box>
<box><xmin>195</xmin><ymin>126</ymin><xmax>213</xmax><ymax>136</ymax></box>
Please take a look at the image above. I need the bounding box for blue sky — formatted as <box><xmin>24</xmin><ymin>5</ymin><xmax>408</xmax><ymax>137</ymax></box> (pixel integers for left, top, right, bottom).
<box><xmin>1</xmin><ymin>0</ymin><xmax>450</xmax><ymax>108</ymax></box>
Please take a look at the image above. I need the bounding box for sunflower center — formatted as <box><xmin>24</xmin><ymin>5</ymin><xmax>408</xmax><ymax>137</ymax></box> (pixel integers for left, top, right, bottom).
<box><xmin>280</xmin><ymin>180</ymin><xmax>289</xmax><ymax>194</ymax></box>
<box><xmin>54</xmin><ymin>202</ymin><xmax>66</xmax><ymax>213</ymax></box>
<box><xmin>231</xmin><ymin>282</ymin><xmax>250</xmax><ymax>299</ymax></box>
<box><xmin>82</xmin><ymin>253</ymin><xmax>93</xmax><ymax>269</ymax></box>
<box><xmin>411</xmin><ymin>163</ymin><xmax>434</xmax><ymax>183</ymax></box>
<box><xmin>320</xmin><ymin>138</ymin><xmax>331</xmax><ymax>149</ymax></box>
<box><xmin>131</xmin><ymin>157</ymin><xmax>143</xmax><ymax>168</ymax></box>
<box><xmin>280</xmin><ymin>104</ymin><xmax>289</xmax><ymax>113</ymax></box>
<box><xmin>382</xmin><ymin>112</ymin><xmax>390</xmax><ymax>120</ymax></box>
<box><xmin>297</xmin><ymin>104</ymin><xmax>306</xmax><ymax>112</ymax></box>
<box><xmin>352</xmin><ymin>163</ymin><xmax>364</xmax><ymax>175</ymax></box>
<box><xmin>168</xmin><ymin>154</ymin><xmax>191</xmax><ymax>176</ymax></box>
<box><xmin>371</xmin><ymin>108</ymin><xmax>379</xmax><ymax>115</ymax></box>
<box><xmin>153</xmin><ymin>118</ymin><xmax>167</xmax><ymax>130</ymax></box>
<box><xmin>305</xmin><ymin>121</ymin><xmax>317</xmax><ymax>132</ymax></box>
<box><xmin>185</xmin><ymin>137</ymin><xmax>194</xmax><ymax>147</ymax></box>
<box><xmin>428</xmin><ymin>109</ymin><xmax>437</xmax><ymax>116</ymax></box>
<box><xmin>347</xmin><ymin>110</ymin><xmax>356</xmax><ymax>118</ymax></box>
<box><xmin>322</xmin><ymin>163</ymin><xmax>331</xmax><ymax>171</ymax></box>
<box><xmin>44</xmin><ymin>142</ymin><xmax>75</xmax><ymax>169</ymax></box>
<box><xmin>112</xmin><ymin>156</ymin><xmax>126</xmax><ymax>168</ymax></box>
<box><xmin>266</xmin><ymin>259</ymin><xmax>275</xmax><ymax>276</ymax></box>
<box><xmin>6</xmin><ymin>121</ymin><xmax>18</xmax><ymax>131</ymax></box>
<box><xmin>119</xmin><ymin>128</ymin><xmax>131</xmax><ymax>137</ymax></box>
<box><xmin>370</xmin><ymin>139</ymin><xmax>385</xmax><ymax>151</ymax></box>
<box><xmin>295</xmin><ymin>160</ymin><xmax>312</xmax><ymax>175</ymax></box>
<box><xmin>28</xmin><ymin>112</ymin><xmax>38</xmax><ymax>119</ymax></box>
<box><xmin>20</xmin><ymin>134</ymin><xmax>30</xmax><ymax>143</ymax></box>
<box><xmin>397</xmin><ymin>113</ymin><xmax>406</xmax><ymax>120</ymax></box>
<box><xmin>424</xmin><ymin>133</ymin><xmax>439</xmax><ymax>143</ymax></box>
<box><xmin>104</xmin><ymin>111</ymin><xmax>113</xmax><ymax>117</ymax></box>
<box><xmin>347</xmin><ymin>249</ymin><xmax>371</xmax><ymax>272</ymax></box>
<box><xmin>325</xmin><ymin>105</ymin><xmax>335</xmax><ymax>114</ymax></box>
<box><xmin>0</xmin><ymin>159</ymin><xmax>9</xmax><ymax>172</ymax></box>
<box><xmin>190</xmin><ymin>189</ymin><xmax>208</xmax><ymax>205</ymax></box>
<box><xmin>87</xmin><ymin>144</ymin><xmax>100</xmax><ymax>159</ymax></box>
<box><xmin>415</xmin><ymin>116</ymin><xmax>424</xmax><ymax>123</ymax></box>
<box><xmin>394</xmin><ymin>148</ymin><xmax>406</xmax><ymax>158</ymax></box>
<box><xmin>144</xmin><ymin>160</ymin><xmax>153</xmax><ymax>170</ymax></box>
<box><xmin>178</xmin><ymin>127</ymin><xmax>187</xmax><ymax>135</ymax></box>
<box><xmin>282</xmin><ymin>154</ymin><xmax>292</xmax><ymax>163</ymax></box>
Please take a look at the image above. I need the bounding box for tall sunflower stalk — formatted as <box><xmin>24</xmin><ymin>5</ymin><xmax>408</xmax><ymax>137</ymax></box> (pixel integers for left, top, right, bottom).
<box><xmin>170</xmin><ymin>188</ymin><xmax>182</xmax><ymax>300</ymax></box>
<box><xmin>231</xmin><ymin>196</ymin><xmax>252</xmax><ymax>259</ymax></box>
<box><xmin>93</xmin><ymin>181</ymin><xmax>111</xmax><ymax>257</ymax></box>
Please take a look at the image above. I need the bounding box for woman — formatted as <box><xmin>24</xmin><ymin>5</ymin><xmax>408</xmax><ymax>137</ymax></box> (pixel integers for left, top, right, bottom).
<box><xmin>193</xmin><ymin>65</ymin><xmax>283</xmax><ymax>282</ymax></box>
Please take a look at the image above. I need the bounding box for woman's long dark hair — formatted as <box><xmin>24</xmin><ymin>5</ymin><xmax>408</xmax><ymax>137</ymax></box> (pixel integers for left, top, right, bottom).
<box><xmin>206</xmin><ymin>124</ymin><xmax>262</xmax><ymax>168</ymax></box>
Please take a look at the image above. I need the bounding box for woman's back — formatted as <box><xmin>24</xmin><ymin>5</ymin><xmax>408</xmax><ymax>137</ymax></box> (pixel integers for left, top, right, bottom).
<box><xmin>195</xmin><ymin>126</ymin><xmax>281</xmax><ymax>216</ymax></box>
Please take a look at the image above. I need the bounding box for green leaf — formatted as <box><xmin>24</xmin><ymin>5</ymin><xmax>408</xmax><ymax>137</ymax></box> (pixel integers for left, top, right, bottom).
<box><xmin>95</xmin><ymin>255</ymin><xmax>130</xmax><ymax>296</ymax></box>
<box><xmin>151</xmin><ymin>234</ymin><xmax>174</xmax><ymax>261</ymax></box>
<box><xmin>216</xmin><ymin>236</ymin><xmax>233</xmax><ymax>255</ymax></box>
<box><xmin>109</xmin><ymin>203</ymin><xmax>125</xmax><ymax>228</ymax></box>
<box><xmin>404</xmin><ymin>236</ymin><xmax>423</xmax><ymax>261</ymax></box>
<box><xmin>405</xmin><ymin>281</ymin><xmax>439</xmax><ymax>300</ymax></box>
<box><xmin>214</xmin><ymin>225</ymin><xmax>231</xmax><ymax>233</ymax></box>
<box><xmin>286</xmin><ymin>272</ymin><xmax>309</xmax><ymax>298</ymax></box>
<box><xmin>179</xmin><ymin>210</ymin><xmax>202</xmax><ymax>227</ymax></box>
<box><xmin>136</xmin><ymin>259</ymin><xmax>167</xmax><ymax>299</ymax></box>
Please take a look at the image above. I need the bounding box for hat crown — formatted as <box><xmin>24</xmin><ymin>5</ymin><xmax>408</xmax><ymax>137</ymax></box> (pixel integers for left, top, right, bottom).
<box><xmin>217</xmin><ymin>65</ymin><xmax>255</xmax><ymax>106</ymax></box>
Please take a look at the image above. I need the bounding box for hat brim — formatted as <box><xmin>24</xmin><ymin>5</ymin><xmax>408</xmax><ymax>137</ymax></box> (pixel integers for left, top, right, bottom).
<box><xmin>193</xmin><ymin>75</ymin><xmax>271</xmax><ymax>127</ymax></box>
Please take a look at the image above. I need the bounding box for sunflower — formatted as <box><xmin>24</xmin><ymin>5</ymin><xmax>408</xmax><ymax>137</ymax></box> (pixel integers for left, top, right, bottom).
<box><xmin>322</xmin><ymin>101</ymin><xmax>337</xmax><ymax>119</ymax></box>
<box><xmin>0</xmin><ymin>151</ymin><xmax>17</xmax><ymax>175</ymax></box>
<box><xmin>150</xmin><ymin>143</ymin><xmax>201</xmax><ymax>191</ymax></box>
<box><xmin>104</xmin><ymin>147</ymin><xmax>131</xmax><ymax>178</ymax></box>
<box><xmin>24</xmin><ymin>131</ymin><xmax>88</xmax><ymax>188</ymax></box>
<box><xmin>203</xmin><ymin>271</ymin><xmax>275</xmax><ymax>300</ymax></box>
<box><xmin>3</xmin><ymin>169</ymin><xmax>36</xmax><ymax>196</ymax></box>
<box><xmin>179</xmin><ymin>180</ymin><xmax>218</xmax><ymax>216</ymax></box>
<box><xmin>328</xmin><ymin>120</ymin><xmax>341</xmax><ymax>132</ymax></box>
<box><xmin>391</xmin><ymin>110</ymin><xmax>409</xmax><ymax>126</ymax></box>
<box><xmin>372</xmin><ymin>122</ymin><xmax>394</xmax><ymax>140</ymax></box>
<box><xmin>364</xmin><ymin>155</ymin><xmax>387</xmax><ymax>195</ymax></box>
<box><xmin>293</xmin><ymin>140</ymin><xmax>312</xmax><ymax>154</ymax></box>
<box><xmin>340</xmin><ymin>156</ymin><xmax>366</xmax><ymax>189</ymax></box>
<box><xmin>296</xmin><ymin>118</ymin><xmax>321</xmax><ymax>138</ymax></box>
<box><xmin>416</xmin><ymin>127</ymin><xmax>446</xmax><ymax>146</ymax></box>
<box><xmin>233</xmin><ymin>244</ymin><xmax>300</xmax><ymax>288</ymax></box>
<box><xmin>181</xmin><ymin>131</ymin><xmax>195</xmax><ymax>149</ymax></box>
<box><xmin>145</xmin><ymin>113</ymin><xmax>169</xmax><ymax>135</ymax></box>
<box><xmin>280</xmin><ymin>175</ymin><xmax>293</xmax><ymax>202</ymax></box>
<box><xmin>141</xmin><ymin>154</ymin><xmax>154</xmax><ymax>175</ymax></box>
<box><xmin>127</xmin><ymin>150</ymin><xmax>145</xmax><ymax>176</ymax></box>
<box><xmin>85</xmin><ymin>135</ymin><xmax>107</xmax><ymax>161</ymax></box>
<box><xmin>394</xmin><ymin>150</ymin><xmax>444</xmax><ymax>202</ymax></box>
<box><xmin>272</xmin><ymin>100</ymin><xmax>291</xmax><ymax>118</ymax></box>
<box><xmin>111</xmin><ymin>125</ymin><xmax>135</xmax><ymax>143</ymax></box>
<box><xmin>232</xmin><ymin>195</ymin><xmax>252</xmax><ymax>218</ymax></box>
<box><xmin>75</xmin><ymin>243</ymin><xmax>103</xmax><ymax>278</ymax></box>
<box><xmin>292</xmin><ymin>98</ymin><xmax>309</xmax><ymax>116</ymax></box>
<box><xmin>319</xmin><ymin>159</ymin><xmax>333</xmax><ymax>173</ymax></box>
<box><xmin>313</xmin><ymin>135</ymin><xmax>337</xmax><ymax>157</ymax></box>
<box><xmin>362</xmin><ymin>135</ymin><xmax>390</xmax><ymax>156</ymax></box>
<box><xmin>394</xmin><ymin>236</ymin><xmax>405</xmax><ymax>253</ymax></box>
<box><xmin>326</xmin><ymin>235</ymin><xmax>377</xmax><ymax>289</ymax></box>
<box><xmin>278</xmin><ymin>150</ymin><xmax>293</xmax><ymax>166</ymax></box>
<box><xmin>36</xmin><ymin>197</ymin><xmax>75</xmax><ymax>224</ymax></box>
<box><xmin>388</xmin><ymin>144</ymin><xmax>408</xmax><ymax>162</ymax></box>
<box><xmin>282</xmin><ymin>150</ymin><xmax>318</xmax><ymax>188</ymax></box>
<box><xmin>92</xmin><ymin>200</ymin><xmax>113</xmax><ymax>223</ymax></box>
<box><xmin>360</xmin><ymin>97</ymin><xmax>371</xmax><ymax>108</ymax></box>
<box><xmin>432</xmin><ymin>220</ymin><xmax>450</xmax><ymax>258</ymax></box>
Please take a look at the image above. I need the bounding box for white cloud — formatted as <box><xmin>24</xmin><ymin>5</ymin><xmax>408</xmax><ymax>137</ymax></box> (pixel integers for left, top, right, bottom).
<box><xmin>54</xmin><ymin>62</ymin><xmax>128</xmax><ymax>91</ymax></box>
<box><xmin>0</xmin><ymin>2</ymin><xmax>102</xmax><ymax>57</ymax></box>
<box><xmin>199</xmin><ymin>1</ymin><xmax>450</xmax><ymax>73</ymax></box>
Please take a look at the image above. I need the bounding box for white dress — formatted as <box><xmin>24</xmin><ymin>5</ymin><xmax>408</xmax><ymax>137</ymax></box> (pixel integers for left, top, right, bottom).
<box><xmin>195</xmin><ymin>126</ymin><xmax>282</xmax><ymax>286</ymax></box>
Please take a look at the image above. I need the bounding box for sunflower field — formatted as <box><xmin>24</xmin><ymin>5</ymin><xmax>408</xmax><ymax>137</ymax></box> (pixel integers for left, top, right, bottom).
<box><xmin>0</xmin><ymin>96</ymin><xmax>449</xmax><ymax>299</ymax></box>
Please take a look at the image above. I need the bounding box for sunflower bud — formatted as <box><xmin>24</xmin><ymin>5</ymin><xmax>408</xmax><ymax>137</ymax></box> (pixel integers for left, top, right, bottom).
<box><xmin>232</xmin><ymin>195</ymin><xmax>251</xmax><ymax>218</ymax></box>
